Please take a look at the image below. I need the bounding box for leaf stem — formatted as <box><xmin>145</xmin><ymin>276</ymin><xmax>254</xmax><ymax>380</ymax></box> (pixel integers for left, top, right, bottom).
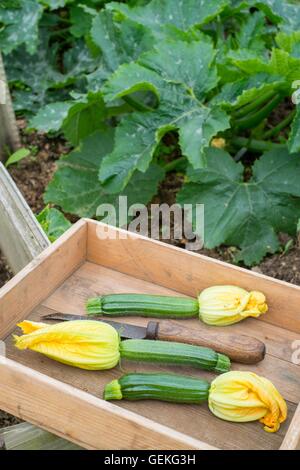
<box><xmin>163</xmin><ymin>156</ymin><xmax>187</xmax><ymax>173</ymax></box>
<box><xmin>233</xmin><ymin>89</ymin><xmax>276</xmax><ymax>119</ymax></box>
<box><xmin>232</xmin><ymin>137</ymin><xmax>286</xmax><ymax>152</ymax></box>
<box><xmin>262</xmin><ymin>109</ymin><xmax>296</xmax><ymax>139</ymax></box>
<box><xmin>233</xmin><ymin>94</ymin><xmax>283</xmax><ymax>130</ymax></box>
<box><xmin>123</xmin><ymin>96</ymin><xmax>153</xmax><ymax>113</ymax></box>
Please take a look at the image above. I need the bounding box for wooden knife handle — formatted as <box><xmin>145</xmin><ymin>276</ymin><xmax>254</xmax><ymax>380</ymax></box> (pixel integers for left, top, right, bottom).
<box><xmin>146</xmin><ymin>320</ymin><xmax>266</xmax><ymax>364</ymax></box>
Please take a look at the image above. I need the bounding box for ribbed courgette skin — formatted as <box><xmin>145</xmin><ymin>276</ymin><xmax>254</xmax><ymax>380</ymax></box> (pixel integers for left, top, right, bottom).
<box><xmin>119</xmin><ymin>339</ymin><xmax>230</xmax><ymax>373</ymax></box>
<box><xmin>104</xmin><ymin>373</ymin><xmax>210</xmax><ymax>404</ymax></box>
<box><xmin>87</xmin><ymin>294</ymin><xmax>199</xmax><ymax>318</ymax></box>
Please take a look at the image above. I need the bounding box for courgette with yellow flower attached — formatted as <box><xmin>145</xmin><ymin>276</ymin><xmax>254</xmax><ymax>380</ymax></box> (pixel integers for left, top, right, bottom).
<box><xmin>104</xmin><ymin>373</ymin><xmax>210</xmax><ymax>404</ymax></box>
<box><xmin>14</xmin><ymin>320</ymin><xmax>230</xmax><ymax>373</ymax></box>
<box><xmin>86</xmin><ymin>286</ymin><xmax>268</xmax><ymax>326</ymax></box>
<box><xmin>104</xmin><ymin>371</ymin><xmax>287</xmax><ymax>433</ymax></box>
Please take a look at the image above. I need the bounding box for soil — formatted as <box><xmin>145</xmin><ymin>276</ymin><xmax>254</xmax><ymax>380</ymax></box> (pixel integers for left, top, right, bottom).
<box><xmin>1</xmin><ymin>120</ymin><xmax>300</xmax><ymax>429</ymax></box>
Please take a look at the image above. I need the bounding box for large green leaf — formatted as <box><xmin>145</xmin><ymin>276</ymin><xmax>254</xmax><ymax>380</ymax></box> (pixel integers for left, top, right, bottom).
<box><xmin>61</xmin><ymin>92</ymin><xmax>107</xmax><ymax>146</ymax></box>
<box><xmin>5</xmin><ymin>35</ymin><xmax>97</xmax><ymax>116</ymax></box>
<box><xmin>40</xmin><ymin>0</ymin><xmax>69</xmax><ymax>8</ymax></box>
<box><xmin>139</xmin><ymin>39</ymin><xmax>218</xmax><ymax>99</ymax></box>
<box><xmin>29</xmin><ymin>102</ymin><xmax>73</xmax><ymax>132</ymax></box>
<box><xmin>288</xmin><ymin>106</ymin><xmax>300</xmax><ymax>153</ymax></box>
<box><xmin>235</xmin><ymin>11</ymin><xmax>267</xmax><ymax>53</ymax></box>
<box><xmin>36</xmin><ymin>206</ymin><xmax>71</xmax><ymax>243</ymax></box>
<box><xmin>0</xmin><ymin>0</ymin><xmax>43</xmax><ymax>54</ymax></box>
<box><xmin>99</xmin><ymin>40</ymin><xmax>229</xmax><ymax>192</ymax></box>
<box><xmin>44</xmin><ymin>130</ymin><xmax>165</xmax><ymax>218</ymax></box>
<box><xmin>89</xmin><ymin>10</ymin><xmax>154</xmax><ymax>89</ymax></box>
<box><xmin>212</xmin><ymin>73</ymin><xmax>285</xmax><ymax>109</ymax></box>
<box><xmin>231</xmin><ymin>0</ymin><xmax>300</xmax><ymax>32</ymax></box>
<box><xmin>29</xmin><ymin>92</ymin><xmax>107</xmax><ymax>144</ymax></box>
<box><xmin>107</xmin><ymin>0</ymin><xmax>229</xmax><ymax>36</ymax></box>
<box><xmin>69</xmin><ymin>4</ymin><xmax>97</xmax><ymax>38</ymax></box>
<box><xmin>177</xmin><ymin>147</ymin><xmax>300</xmax><ymax>265</ymax></box>
<box><xmin>229</xmin><ymin>48</ymin><xmax>300</xmax><ymax>87</ymax></box>
<box><xmin>276</xmin><ymin>31</ymin><xmax>300</xmax><ymax>59</ymax></box>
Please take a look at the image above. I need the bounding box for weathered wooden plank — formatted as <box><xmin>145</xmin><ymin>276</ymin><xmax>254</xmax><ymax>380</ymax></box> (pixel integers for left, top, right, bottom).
<box><xmin>0</xmin><ymin>434</ymin><xmax>5</xmax><ymax>450</ymax></box>
<box><xmin>0</xmin><ymin>219</ymin><xmax>87</xmax><ymax>338</ymax></box>
<box><xmin>280</xmin><ymin>403</ymin><xmax>300</xmax><ymax>450</ymax></box>
<box><xmin>0</xmin><ymin>423</ymin><xmax>81</xmax><ymax>450</ymax></box>
<box><xmin>86</xmin><ymin>220</ymin><xmax>300</xmax><ymax>334</ymax></box>
<box><xmin>0</xmin><ymin>163</ymin><xmax>50</xmax><ymax>273</ymax></box>
<box><xmin>0</xmin><ymin>161</ymin><xmax>79</xmax><ymax>450</ymax></box>
<box><xmin>0</xmin><ymin>356</ymin><xmax>215</xmax><ymax>450</ymax></box>
<box><xmin>0</xmin><ymin>52</ymin><xmax>20</xmax><ymax>160</ymax></box>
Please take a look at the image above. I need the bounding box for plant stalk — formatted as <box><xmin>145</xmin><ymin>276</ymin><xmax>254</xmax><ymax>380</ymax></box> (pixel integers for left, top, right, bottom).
<box><xmin>233</xmin><ymin>89</ymin><xmax>277</xmax><ymax>119</ymax></box>
<box><xmin>263</xmin><ymin>109</ymin><xmax>296</xmax><ymax>139</ymax></box>
<box><xmin>232</xmin><ymin>137</ymin><xmax>286</xmax><ymax>152</ymax></box>
<box><xmin>123</xmin><ymin>96</ymin><xmax>153</xmax><ymax>113</ymax></box>
<box><xmin>163</xmin><ymin>156</ymin><xmax>187</xmax><ymax>173</ymax></box>
<box><xmin>234</xmin><ymin>94</ymin><xmax>283</xmax><ymax>130</ymax></box>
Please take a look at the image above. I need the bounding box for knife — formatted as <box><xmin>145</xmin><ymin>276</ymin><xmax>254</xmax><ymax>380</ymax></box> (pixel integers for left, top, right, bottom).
<box><xmin>42</xmin><ymin>312</ymin><xmax>266</xmax><ymax>364</ymax></box>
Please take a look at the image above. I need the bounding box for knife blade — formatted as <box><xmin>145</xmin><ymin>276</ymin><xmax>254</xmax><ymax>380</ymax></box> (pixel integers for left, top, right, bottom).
<box><xmin>42</xmin><ymin>312</ymin><xmax>158</xmax><ymax>340</ymax></box>
<box><xmin>41</xmin><ymin>312</ymin><xmax>266</xmax><ymax>364</ymax></box>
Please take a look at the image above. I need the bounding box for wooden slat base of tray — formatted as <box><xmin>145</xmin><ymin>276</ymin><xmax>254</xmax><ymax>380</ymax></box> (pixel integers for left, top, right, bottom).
<box><xmin>4</xmin><ymin>260</ymin><xmax>300</xmax><ymax>450</ymax></box>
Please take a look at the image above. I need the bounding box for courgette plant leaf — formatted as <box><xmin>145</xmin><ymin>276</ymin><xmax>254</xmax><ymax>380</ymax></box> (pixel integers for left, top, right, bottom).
<box><xmin>229</xmin><ymin>48</ymin><xmax>300</xmax><ymax>87</ymax></box>
<box><xmin>36</xmin><ymin>206</ymin><xmax>71</xmax><ymax>243</ymax></box>
<box><xmin>69</xmin><ymin>4</ymin><xmax>96</xmax><ymax>38</ymax></box>
<box><xmin>89</xmin><ymin>10</ymin><xmax>155</xmax><ymax>89</ymax></box>
<box><xmin>40</xmin><ymin>0</ymin><xmax>68</xmax><ymax>8</ymax></box>
<box><xmin>288</xmin><ymin>106</ymin><xmax>300</xmax><ymax>153</ymax></box>
<box><xmin>29</xmin><ymin>102</ymin><xmax>73</xmax><ymax>132</ymax></box>
<box><xmin>177</xmin><ymin>147</ymin><xmax>300</xmax><ymax>265</ymax></box>
<box><xmin>99</xmin><ymin>40</ymin><xmax>230</xmax><ymax>193</ymax></box>
<box><xmin>30</xmin><ymin>93</ymin><xmax>107</xmax><ymax>145</ymax></box>
<box><xmin>232</xmin><ymin>0</ymin><xmax>300</xmax><ymax>32</ymax></box>
<box><xmin>0</xmin><ymin>0</ymin><xmax>43</xmax><ymax>54</ymax></box>
<box><xmin>235</xmin><ymin>10</ymin><xmax>267</xmax><ymax>53</ymax></box>
<box><xmin>44</xmin><ymin>130</ymin><xmax>165</xmax><ymax>219</ymax></box>
<box><xmin>213</xmin><ymin>73</ymin><xmax>285</xmax><ymax>110</ymax></box>
<box><xmin>61</xmin><ymin>92</ymin><xmax>108</xmax><ymax>146</ymax></box>
<box><xmin>107</xmin><ymin>0</ymin><xmax>229</xmax><ymax>37</ymax></box>
<box><xmin>5</xmin><ymin>36</ymin><xmax>98</xmax><ymax>116</ymax></box>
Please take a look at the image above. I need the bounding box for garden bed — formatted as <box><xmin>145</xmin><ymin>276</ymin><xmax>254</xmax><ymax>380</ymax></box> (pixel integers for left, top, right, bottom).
<box><xmin>4</xmin><ymin>121</ymin><xmax>300</xmax><ymax>285</ymax></box>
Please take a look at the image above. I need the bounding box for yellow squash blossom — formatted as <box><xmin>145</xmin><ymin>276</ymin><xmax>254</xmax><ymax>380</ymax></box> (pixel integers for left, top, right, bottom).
<box><xmin>14</xmin><ymin>320</ymin><xmax>120</xmax><ymax>370</ymax></box>
<box><xmin>198</xmin><ymin>285</ymin><xmax>268</xmax><ymax>326</ymax></box>
<box><xmin>208</xmin><ymin>371</ymin><xmax>287</xmax><ymax>432</ymax></box>
<box><xmin>211</xmin><ymin>137</ymin><xmax>226</xmax><ymax>149</ymax></box>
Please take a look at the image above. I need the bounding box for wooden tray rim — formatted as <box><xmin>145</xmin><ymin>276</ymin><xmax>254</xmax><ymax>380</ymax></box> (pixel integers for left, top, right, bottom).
<box><xmin>0</xmin><ymin>218</ymin><xmax>299</xmax><ymax>450</ymax></box>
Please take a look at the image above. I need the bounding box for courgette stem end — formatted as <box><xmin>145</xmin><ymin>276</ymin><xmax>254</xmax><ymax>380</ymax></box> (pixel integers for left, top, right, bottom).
<box><xmin>104</xmin><ymin>379</ymin><xmax>122</xmax><ymax>401</ymax></box>
<box><xmin>86</xmin><ymin>297</ymin><xmax>103</xmax><ymax>315</ymax></box>
<box><xmin>215</xmin><ymin>354</ymin><xmax>231</xmax><ymax>374</ymax></box>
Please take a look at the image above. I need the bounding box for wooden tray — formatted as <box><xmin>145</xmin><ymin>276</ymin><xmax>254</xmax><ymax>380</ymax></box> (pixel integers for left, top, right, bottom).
<box><xmin>1</xmin><ymin>219</ymin><xmax>300</xmax><ymax>450</ymax></box>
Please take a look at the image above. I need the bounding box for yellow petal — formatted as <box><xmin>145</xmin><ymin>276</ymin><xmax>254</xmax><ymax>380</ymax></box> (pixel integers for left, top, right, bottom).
<box><xmin>14</xmin><ymin>320</ymin><xmax>120</xmax><ymax>371</ymax></box>
<box><xmin>211</xmin><ymin>138</ymin><xmax>226</xmax><ymax>149</ymax></box>
<box><xmin>17</xmin><ymin>320</ymin><xmax>49</xmax><ymax>334</ymax></box>
<box><xmin>199</xmin><ymin>285</ymin><xmax>268</xmax><ymax>326</ymax></box>
<box><xmin>208</xmin><ymin>371</ymin><xmax>287</xmax><ymax>432</ymax></box>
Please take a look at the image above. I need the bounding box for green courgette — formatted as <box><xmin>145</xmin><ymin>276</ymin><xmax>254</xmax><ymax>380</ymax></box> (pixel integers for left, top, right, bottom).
<box><xmin>104</xmin><ymin>372</ymin><xmax>210</xmax><ymax>403</ymax></box>
<box><xmin>87</xmin><ymin>294</ymin><xmax>199</xmax><ymax>318</ymax></box>
<box><xmin>120</xmin><ymin>339</ymin><xmax>230</xmax><ymax>373</ymax></box>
